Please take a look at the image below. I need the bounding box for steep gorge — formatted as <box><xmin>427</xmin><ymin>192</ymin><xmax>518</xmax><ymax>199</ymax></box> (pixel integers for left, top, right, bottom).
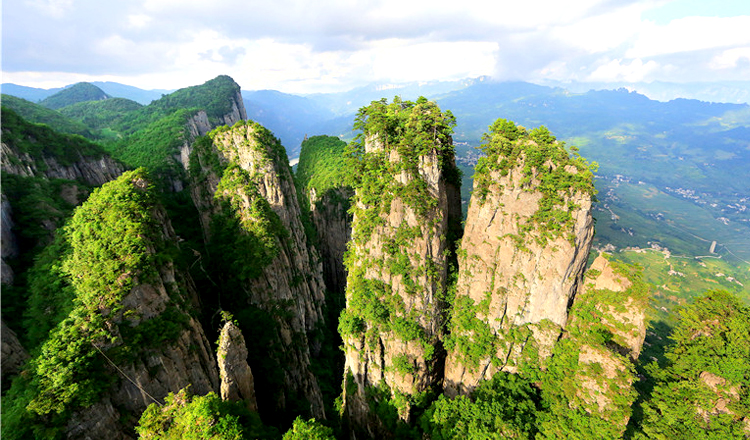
<box><xmin>4</xmin><ymin>78</ymin><xmax>716</xmax><ymax>439</ymax></box>
<box><xmin>187</xmin><ymin>120</ymin><xmax>328</xmax><ymax>421</ymax></box>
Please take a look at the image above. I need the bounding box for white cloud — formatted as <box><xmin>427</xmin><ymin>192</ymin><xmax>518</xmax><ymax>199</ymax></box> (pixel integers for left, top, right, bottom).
<box><xmin>26</xmin><ymin>0</ymin><xmax>74</xmax><ymax>18</ymax></box>
<box><xmin>3</xmin><ymin>0</ymin><xmax>750</xmax><ymax>92</ymax></box>
<box><xmin>588</xmin><ymin>58</ymin><xmax>661</xmax><ymax>82</ymax></box>
<box><xmin>127</xmin><ymin>14</ymin><xmax>153</xmax><ymax>29</ymax></box>
<box><xmin>710</xmin><ymin>47</ymin><xmax>750</xmax><ymax>70</ymax></box>
<box><xmin>626</xmin><ymin>16</ymin><xmax>750</xmax><ymax>59</ymax></box>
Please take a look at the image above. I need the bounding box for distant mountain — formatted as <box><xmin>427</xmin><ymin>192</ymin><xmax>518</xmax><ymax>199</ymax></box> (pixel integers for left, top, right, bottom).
<box><xmin>2</xmin><ymin>82</ymin><xmax>173</xmax><ymax>105</ymax></box>
<box><xmin>304</xmin><ymin>77</ymin><xmax>481</xmax><ymax>116</ymax></box>
<box><xmin>89</xmin><ymin>81</ymin><xmax>173</xmax><ymax>105</ymax></box>
<box><xmin>541</xmin><ymin>80</ymin><xmax>750</xmax><ymax>105</ymax></box>
<box><xmin>1</xmin><ymin>84</ymin><xmax>63</xmax><ymax>102</ymax></box>
<box><xmin>0</xmin><ymin>94</ymin><xmax>96</xmax><ymax>138</ymax></box>
<box><xmin>39</xmin><ymin>82</ymin><xmax>110</xmax><ymax>110</ymax></box>
<box><xmin>242</xmin><ymin>89</ymin><xmax>335</xmax><ymax>156</ymax></box>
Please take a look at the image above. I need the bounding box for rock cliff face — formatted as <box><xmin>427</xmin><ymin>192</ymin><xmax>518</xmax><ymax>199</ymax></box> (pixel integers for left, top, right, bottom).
<box><xmin>339</xmin><ymin>99</ymin><xmax>462</xmax><ymax>435</ymax></box>
<box><xmin>539</xmin><ymin>255</ymin><xmax>647</xmax><ymax>438</ymax></box>
<box><xmin>187</xmin><ymin>121</ymin><xmax>327</xmax><ymax>419</ymax></box>
<box><xmin>217</xmin><ymin>321</ymin><xmax>258</xmax><ymax>412</ymax></box>
<box><xmin>171</xmin><ymin>92</ymin><xmax>246</xmax><ymax>192</ymax></box>
<box><xmin>1</xmin><ymin>319</ymin><xmax>29</xmax><ymax>377</ymax></box>
<box><xmin>444</xmin><ymin>121</ymin><xmax>596</xmax><ymax>396</ymax></box>
<box><xmin>308</xmin><ymin>186</ymin><xmax>353</xmax><ymax>295</ymax></box>
<box><xmin>1</xmin><ymin>141</ymin><xmax>125</xmax><ymax>187</ymax></box>
<box><xmin>0</xmin><ymin>110</ymin><xmax>126</xmax><ymax>278</ymax></box>
<box><xmin>1</xmin><ymin>193</ymin><xmax>18</xmax><ymax>285</ymax></box>
<box><xmin>59</xmin><ymin>171</ymin><xmax>220</xmax><ymax>439</ymax></box>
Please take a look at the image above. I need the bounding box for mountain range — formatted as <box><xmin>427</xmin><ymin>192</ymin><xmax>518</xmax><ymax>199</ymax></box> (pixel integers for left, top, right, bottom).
<box><xmin>1</xmin><ymin>75</ymin><xmax>748</xmax><ymax>439</ymax></box>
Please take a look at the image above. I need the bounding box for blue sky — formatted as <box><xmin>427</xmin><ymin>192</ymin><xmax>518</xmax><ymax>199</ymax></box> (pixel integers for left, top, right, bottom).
<box><xmin>2</xmin><ymin>0</ymin><xmax>749</xmax><ymax>93</ymax></box>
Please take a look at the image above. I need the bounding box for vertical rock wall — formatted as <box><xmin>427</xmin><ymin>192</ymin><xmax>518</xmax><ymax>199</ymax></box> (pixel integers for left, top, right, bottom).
<box><xmin>339</xmin><ymin>99</ymin><xmax>461</xmax><ymax>435</ymax></box>
<box><xmin>444</xmin><ymin>120</ymin><xmax>596</xmax><ymax>396</ymax></box>
<box><xmin>188</xmin><ymin>121</ymin><xmax>327</xmax><ymax>419</ymax></box>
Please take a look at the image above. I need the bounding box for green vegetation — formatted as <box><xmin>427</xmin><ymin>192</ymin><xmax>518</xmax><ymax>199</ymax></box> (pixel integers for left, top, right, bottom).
<box><xmin>634</xmin><ymin>290</ymin><xmax>750</xmax><ymax>439</ymax></box>
<box><xmin>339</xmin><ymin>97</ymin><xmax>462</xmax><ymax>432</ymax></box>
<box><xmin>474</xmin><ymin>118</ymin><xmax>597</xmax><ymax>245</ymax></box>
<box><xmin>39</xmin><ymin>82</ymin><xmax>110</xmax><ymax>110</ymax></box>
<box><xmin>84</xmin><ymin>75</ymin><xmax>243</xmax><ymax>176</ymax></box>
<box><xmin>1</xmin><ymin>107</ymin><xmax>107</xmax><ymax>168</ymax></box>
<box><xmin>282</xmin><ymin>417</ymin><xmax>336</xmax><ymax>440</ymax></box>
<box><xmin>0</xmin><ymin>109</ymin><xmax>112</xmax><ymax>335</ymax></box>
<box><xmin>1</xmin><ymin>94</ymin><xmax>95</xmax><ymax>138</ymax></box>
<box><xmin>59</xmin><ymin>97</ymin><xmax>142</xmax><ymax>132</ymax></box>
<box><xmin>295</xmin><ymin>135</ymin><xmax>350</xmax><ymax>195</ymax></box>
<box><xmin>189</xmin><ymin>122</ymin><xmax>289</xmax><ymax>282</ymax></box>
<box><xmin>0</xmin><ymin>169</ymin><xmax>190</xmax><ymax>438</ymax></box>
<box><xmin>421</xmin><ymin>373</ymin><xmax>543</xmax><ymax>440</ymax></box>
<box><xmin>110</xmin><ymin>108</ymin><xmax>196</xmax><ymax>174</ymax></box>
<box><xmin>136</xmin><ymin>388</ymin><xmax>277</xmax><ymax>440</ymax></box>
<box><xmin>535</xmin><ymin>257</ymin><xmax>650</xmax><ymax>439</ymax></box>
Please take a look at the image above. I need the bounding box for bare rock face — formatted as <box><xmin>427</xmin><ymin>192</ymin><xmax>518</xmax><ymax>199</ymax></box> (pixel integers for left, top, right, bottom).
<box><xmin>340</xmin><ymin>99</ymin><xmax>462</xmax><ymax>435</ymax></box>
<box><xmin>1</xmin><ymin>319</ymin><xmax>29</xmax><ymax>377</ymax></box>
<box><xmin>188</xmin><ymin>121</ymin><xmax>327</xmax><ymax>419</ymax></box>
<box><xmin>308</xmin><ymin>186</ymin><xmax>353</xmax><ymax>295</ymax></box>
<box><xmin>52</xmin><ymin>171</ymin><xmax>219</xmax><ymax>438</ymax></box>
<box><xmin>217</xmin><ymin>321</ymin><xmax>258</xmax><ymax>413</ymax></box>
<box><xmin>108</xmin><ymin>266</ymin><xmax>220</xmax><ymax>415</ymax></box>
<box><xmin>1</xmin><ymin>193</ymin><xmax>18</xmax><ymax>285</ymax></box>
<box><xmin>538</xmin><ymin>254</ymin><xmax>648</xmax><ymax>438</ymax></box>
<box><xmin>1</xmin><ymin>141</ymin><xmax>124</xmax><ymax>187</ymax></box>
<box><xmin>65</xmin><ymin>398</ymin><xmax>133</xmax><ymax>440</ymax></box>
<box><xmin>445</xmin><ymin>121</ymin><xmax>595</xmax><ymax>397</ymax></box>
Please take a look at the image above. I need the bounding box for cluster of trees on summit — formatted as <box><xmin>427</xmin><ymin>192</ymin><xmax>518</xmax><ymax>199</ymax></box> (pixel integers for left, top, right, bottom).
<box><xmin>1</xmin><ymin>77</ymin><xmax>748</xmax><ymax>440</ymax></box>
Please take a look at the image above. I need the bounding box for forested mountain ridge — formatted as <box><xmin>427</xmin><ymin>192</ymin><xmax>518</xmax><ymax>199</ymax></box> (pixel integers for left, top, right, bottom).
<box><xmin>39</xmin><ymin>82</ymin><xmax>111</xmax><ymax>110</ymax></box>
<box><xmin>2</xmin><ymin>76</ymin><xmax>749</xmax><ymax>440</ymax></box>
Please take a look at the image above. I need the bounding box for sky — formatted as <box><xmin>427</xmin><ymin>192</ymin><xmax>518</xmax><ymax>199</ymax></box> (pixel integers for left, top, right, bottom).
<box><xmin>2</xmin><ymin>0</ymin><xmax>750</xmax><ymax>94</ymax></box>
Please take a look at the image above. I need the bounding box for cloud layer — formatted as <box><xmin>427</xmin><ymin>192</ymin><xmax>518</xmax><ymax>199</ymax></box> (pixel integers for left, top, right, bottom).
<box><xmin>3</xmin><ymin>0</ymin><xmax>749</xmax><ymax>92</ymax></box>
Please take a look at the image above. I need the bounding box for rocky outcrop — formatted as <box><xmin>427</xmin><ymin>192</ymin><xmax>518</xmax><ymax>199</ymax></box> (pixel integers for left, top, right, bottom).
<box><xmin>339</xmin><ymin>99</ymin><xmax>462</xmax><ymax>435</ymax></box>
<box><xmin>28</xmin><ymin>170</ymin><xmax>220</xmax><ymax>439</ymax></box>
<box><xmin>1</xmin><ymin>319</ymin><xmax>29</xmax><ymax>377</ymax></box>
<box><xmin>1</xmin><ymin>193</ymin><xmax>18</xmax><ymax>285</ymax></box>
<box><xmin>65</xmin><ymin>398</ymin><xmax>131</xmax><ymax>440</ymax></box>
<box><xmin>1</xmin><ymin>141</ymin><xmax>124</xmax><ymax>187</ymax></box>
<box><xmin>308</xmin><ymin>186</ymin><xmax>353</xmax><ymax>295</ymax></box>
<box><xmin>217</xmin><ymin>321</ymin><xmax>258</xmax><ymax>412</ymax></box>
<box><xmin>108</xmin><ymin>264</ymin><xmax>219</xmax><ymax>414</ymax></box>
<box><xmin>188</xmin><ymin>121</ymin><xmax>327</xmax><ymax>419</ymax></box>
<box><xmin>538</xmin><ymin>254</ymin><xmax>648</xmax><ymax>438</ymax></box>
<box><xmin>177</xmin><ymin>91</ymin><xmax>247</xmax><ymax>173</ymax></box>
<box><xmin>444</xmin><ymin>121</ymin><xmax>595</xmax><ymax>397</ymax></box>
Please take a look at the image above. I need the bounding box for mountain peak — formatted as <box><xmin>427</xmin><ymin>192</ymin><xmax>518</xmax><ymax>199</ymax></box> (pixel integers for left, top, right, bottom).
<box><xmin>39</xmin><ymin>82</ymin><xmax>110</xmax><ymax>109</ymax></box>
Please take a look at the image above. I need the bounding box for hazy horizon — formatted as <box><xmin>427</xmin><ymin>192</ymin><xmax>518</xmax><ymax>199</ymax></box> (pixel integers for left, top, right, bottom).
<box><xmin>2</xmin><ymin>0</ymin><xmax>749</xmax><ymax>95</ymax></box>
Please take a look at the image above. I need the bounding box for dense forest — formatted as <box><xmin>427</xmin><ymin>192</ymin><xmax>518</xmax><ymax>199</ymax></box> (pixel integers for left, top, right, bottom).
<box><xmin>1</xmin><ymin>77</ymin><xmax>749</xmax><ymax>439</ymax></box>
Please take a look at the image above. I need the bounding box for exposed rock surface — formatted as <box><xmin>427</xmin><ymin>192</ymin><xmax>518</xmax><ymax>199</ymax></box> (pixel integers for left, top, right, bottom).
<box><xmin>218</xmin><ymin>321</ymin><xmax>258</xmax><ymax>412</ymax></box>
<box><xmin>538</xmin><ymin>254</ymin><xmax>647</xmax><ymax>437</ymax></box>
<box><xmin>188</xmin><ymin>121</ymin><xmax>327</xmax><ymax>419</ymax></box>
<box><xmin>65</xmin><ymin>398</ymin><xmax>132</xmax><ymax>440</ymax></box>
<box><xmin>308</xmin><ymin>186</ymin><xmax>353</xmax><ymax>295</ymax></box>
<box><xmin>340</xmin><ymin>100</ymin><xmax>462</xmax><ymax>436</ymax></box>
<box><xmin>1</xmin><ymin>319</ymin><xmax>29</xmax><ymax>377</ymax></box>
<box><xmin>1</xmin><ymin>193</ymin><xmax>18</xmax><ymax>285</ymax></box>
<box><xmin>59</xmin><ymin>172</ymin><xmax>220</xmax><ymax>438</ymax></box>
<box><xmin>444</xmin><ymin>131</ymin><xmax>595</xmax><ymax>396</ymax></box>
<box><xmin>1</xmin><ymin>141</ymin><xmax>124</xmax><ymax>187</ymax></box>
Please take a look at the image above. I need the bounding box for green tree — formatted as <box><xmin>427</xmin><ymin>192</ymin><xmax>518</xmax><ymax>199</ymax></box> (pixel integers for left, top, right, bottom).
<box><xmin>282</xmin><ymin>417</ymin><xmax>335</xmax><ymax>440</ymax></box>
<box><xmin>635</xmin><ymin>290</ymin><xmax>750</xmax><ymax>439</ymax></box>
